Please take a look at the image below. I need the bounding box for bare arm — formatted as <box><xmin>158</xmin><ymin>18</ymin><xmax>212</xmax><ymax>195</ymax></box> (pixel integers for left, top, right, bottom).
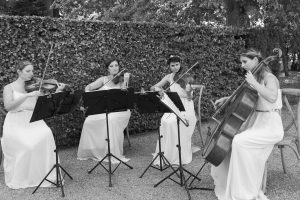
<box><xmin>150</xmin><ymin>74</ymin><xmax>170</xmax><ymax>91</ymax></box>
<box><xmin>3</xmin><ymin>85</ymin><xmax>39</xmax><ymax>111</ymax></box>
<box><xmin>85</xmin><ymin>77</ymin><xmax>104</xmax><ymax>92</ymax></box>
<box><xmin>252</xmin><ymin>73</ymin><xmax>279</xmax><ymax>103</ymax></box>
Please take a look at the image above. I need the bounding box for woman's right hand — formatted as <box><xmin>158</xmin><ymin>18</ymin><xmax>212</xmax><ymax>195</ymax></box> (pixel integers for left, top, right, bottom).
<box><xmin>26</xmin><ymin>90</ymin><xmax>42</xmax><ymax>97</ymax></box>
<box><xmin>214</xmin><ymin>96</ymin><xmax>229</xmax><ymax>108</ymax></box>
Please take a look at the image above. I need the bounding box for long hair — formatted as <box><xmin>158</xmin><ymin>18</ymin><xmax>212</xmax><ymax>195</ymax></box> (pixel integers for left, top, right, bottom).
<box><xmin>240</xmin><ymin>48</ymin><xmax>271</xmax><ymax>83</ymax></box>
<box><xmin>104</xmin><ymin>57</ymin><xmax>121</xmax><ymax>84</ymax></box>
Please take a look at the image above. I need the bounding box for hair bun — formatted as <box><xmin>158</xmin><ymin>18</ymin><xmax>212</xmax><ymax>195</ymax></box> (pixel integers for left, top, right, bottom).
<box><xmin>167</xmin><ymin>55</ymin><xmax>181</xmax><ymax>64</ymax></box>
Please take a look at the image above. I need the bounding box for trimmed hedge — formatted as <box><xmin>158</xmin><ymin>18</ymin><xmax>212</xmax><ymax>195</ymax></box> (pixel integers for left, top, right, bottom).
<box><xmin>0</xmin><ymin>16</ymin><xmax>246</xmax><ymax>146</ymax></box>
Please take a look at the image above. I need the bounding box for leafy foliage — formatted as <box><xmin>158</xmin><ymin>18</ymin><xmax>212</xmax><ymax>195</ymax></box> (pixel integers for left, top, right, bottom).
<box><xmin>0</xmin><ymin>15</ymin><xmax>246</xmax><ymax>146</ymax></box>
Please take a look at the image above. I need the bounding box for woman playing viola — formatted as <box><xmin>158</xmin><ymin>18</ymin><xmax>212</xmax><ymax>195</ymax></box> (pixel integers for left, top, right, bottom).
<box><xmin>1</xmin><ymin>60</ymin><xmax>65</xmax><ymax>189</ymax></box>
<box><xmin>211</xmin><ymin>49</ymin><xmax>284</xmax><ymax>200</ymax></box>
<box><xmin>150</xmin><ymin>55</ymin><xmax>198</xmax><ymax>165</ymax></box>
<box><xmin>77</xmin><ymin>57</ymin><xmax>131</xmax><ymax>163</ymax></box>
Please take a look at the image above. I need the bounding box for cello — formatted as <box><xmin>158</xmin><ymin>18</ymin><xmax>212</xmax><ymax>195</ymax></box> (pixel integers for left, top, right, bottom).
<box><xmin>202</xmin><ymin>48</ymin><xmax>282</xmax><ymax>166</ymax></box>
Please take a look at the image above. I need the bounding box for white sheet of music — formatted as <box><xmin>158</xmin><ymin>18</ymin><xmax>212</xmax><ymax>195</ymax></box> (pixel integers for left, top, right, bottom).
<box><xmin>159</xmin><ymin>92</ymin><xmax>189</xmax><ymax>127</ymax></box>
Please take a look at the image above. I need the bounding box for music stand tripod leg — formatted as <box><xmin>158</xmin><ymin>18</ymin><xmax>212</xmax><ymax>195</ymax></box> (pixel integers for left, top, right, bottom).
<box><xmin>32</xmin><ymin>126</ymin><xmax>73</xmax><ymax>197</ymax></box>
<box><xmin>154</xmin><ymin>118</ymin><xmax>194</xmax><ymax>200</ymax></box>
<box><xmin>88</xmin><ymin>112</ymin><xmax>133</xmax><ymax>187</ymax></box>
<box><xmin>140</xmin><ymin>121</ymin><xmax>177</xmax><ymax>178</ymax></box>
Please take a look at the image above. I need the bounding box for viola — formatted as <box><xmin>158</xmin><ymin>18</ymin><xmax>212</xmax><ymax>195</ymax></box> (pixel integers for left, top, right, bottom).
<box><xmin>176</xmin><ymin>73</ymin><xmax>195</xmax><ymax>89</ymax></box>
<box><xmin>202</xmin><ymin>48</ymin><xmax>282</xmax><ymax>167</ymax></box>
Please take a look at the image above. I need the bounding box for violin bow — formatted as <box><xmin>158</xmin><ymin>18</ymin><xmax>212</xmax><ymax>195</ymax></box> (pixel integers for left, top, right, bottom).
<box><xmin>97</xmin><ymin>68</ymin><xmax>126</xmax><ymax>90</ymax></box>
<box><xmin>165</xmin><ymin>61</ymin><xmax>199</xmax><ymax>91</ymax></box>
<box><xmin>39</xmin><ymin>42</ymin><xmax>55</xmax><ymax>91</ymax></box>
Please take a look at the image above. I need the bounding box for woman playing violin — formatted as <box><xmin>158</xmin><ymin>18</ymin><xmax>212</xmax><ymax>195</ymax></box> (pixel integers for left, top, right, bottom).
<box><xmin>77</xmin><ymin>57</ymin><xmax>131</xmax><ymax>163</ymax></box>
<box><xmin>1</xmin><ymin>60</ymin><xmax>65</xmax><ymax>189</ymax></box>
<box><xmin>150</xmin><ymin>55</ymin><xmax>198</xmax><ymax>165</ymax></box>
<box><xmin>211</xmin><ymin>49</ymin><xmax>284</xmax><ymax>200</ymax></box>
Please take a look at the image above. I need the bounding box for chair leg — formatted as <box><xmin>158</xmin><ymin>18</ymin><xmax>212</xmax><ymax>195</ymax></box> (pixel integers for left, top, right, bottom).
<box><xmin>126</xmin><ymin>127</ymin><xmax>131</xmax><ymax>147</ymax></box>
<box><xmin>278</xmin><ymin>145</ymin><xmax>287</xmax><ymax>174</ymax></box>
<box><xmin>285</xmin><ymin>144</ymin><xmax>300</xmax><ymax>160</ymax></box>
<box><xmin>261</xmin><ymin>165</ymin><xmax>267</xmax><ymax>193</ymax></box>
<box><xmin>0</xmin><ymin>138</ymin><xmax>2</xmax><ymax>166</ymax></box>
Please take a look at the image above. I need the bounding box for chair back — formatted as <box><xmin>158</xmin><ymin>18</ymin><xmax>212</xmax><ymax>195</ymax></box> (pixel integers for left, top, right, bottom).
<box><xmin>282</xmin><ymin>93</ymin><xmax>300</xmax><ymax>154</ymax></box>
<box><xmin>192</xmin><ymin>85</ymin><xmax>205</xmax><ymax>147</ymax></box>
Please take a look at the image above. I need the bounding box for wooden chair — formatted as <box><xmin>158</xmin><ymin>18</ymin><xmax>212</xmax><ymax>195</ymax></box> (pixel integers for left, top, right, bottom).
<box><xmin>192</xmin><ymin>85</ymin><xmax>205</xmax><ymax>148</ymax></box>
<box><xmin>0</xmin><ymin>97</ymin><xmax>7</xmax><ymax>166</ymax></box>
<box><xmin>124</xmin><ymin>124</ymin><xmax>131</xmax><ymax>147</ymax></box>
<box><xmin>276</xmin><ymin>89</ymin><xmax>300</xmax><ymax>173</ymax></box>
<box><xmin>262</xmin><ymin>88</ymin><xmax>300</xmax><ymax>193</ymax></box>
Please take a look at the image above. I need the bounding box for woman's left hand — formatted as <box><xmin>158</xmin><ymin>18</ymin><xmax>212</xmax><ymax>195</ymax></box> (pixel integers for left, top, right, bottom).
<box><xmin>56</xmin><ymin>83</ymin><xmax>66</xmax><ymax>92</ymax></box>
<box><xmin>245</xmin><ymin>71</ymin><xmax>259</xmax><ymax>88</ymax></box>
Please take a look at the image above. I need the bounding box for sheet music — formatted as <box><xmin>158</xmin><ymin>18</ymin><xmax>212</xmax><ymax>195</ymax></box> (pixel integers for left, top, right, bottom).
<box><xmin>159</xmin><ymin>92</ymin><xmax>189</xmax><ymax>127</ymax></box>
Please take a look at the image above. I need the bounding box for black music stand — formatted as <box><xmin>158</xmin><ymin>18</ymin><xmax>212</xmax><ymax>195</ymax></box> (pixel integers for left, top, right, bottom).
<box><xmin>152</xmin><ymin>92</ymin><xmax>202</xmax><ymax>200</ymax></box>
<box><xmin>136</xmin><ymin>91</ymin><xmax>177</xmax><ymax>178</ymax></box>
<box><xmin>82</xmin><ymin>88</ymin><xmax>134</xmax><ymax>187</ymax></box>
<box><xmin>31</xmin><ymin>90</ymin><xmax>82</xmax><ymax>197</ymax></box>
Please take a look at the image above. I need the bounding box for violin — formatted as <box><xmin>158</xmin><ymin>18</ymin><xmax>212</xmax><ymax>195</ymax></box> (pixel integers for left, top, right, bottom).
<box><xmin>176</xmin><ymin>73</ymin><xmax>195</xmax><ymax>89</ymax></box>
<box><xmin>25</xmin><ymin>77</ymin><xmax>69</xmax><ymax>93</ymax></box>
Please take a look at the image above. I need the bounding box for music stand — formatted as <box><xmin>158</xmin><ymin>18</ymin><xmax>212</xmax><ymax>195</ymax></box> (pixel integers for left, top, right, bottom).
<box><xmin>82</xmin><ymin>88</ymin><xmax>134</xmax><ymax>187</ymax></box>
<box><xmin>31</xmin><ymin>90</ymin><xmax>82</xmax><ymax>197</ymax></box>
<box><xmin>152</xmin><ymin>92</ymin><xmax>202</xmax><ymax>200</ymax></box>
<box><xmin>136</xmin><ymin>91</ymin><xmax>178</xmax><ymax>178</ymax></box>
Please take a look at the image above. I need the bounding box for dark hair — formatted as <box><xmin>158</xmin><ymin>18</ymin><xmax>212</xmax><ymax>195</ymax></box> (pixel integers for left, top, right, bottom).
<box><xmin>167</xmin><ymin>55</ymin><xmax>181</xmax><ymax>65</ymax></box>
<box><xmin>17</xmin><ymin>60</ymin><xmax>33</xmax><ymax>71</ymax></box>
<box><xmin>103</xmin><ymin>57</ymin><xmax>121</xmax><ymax>84</ymax></box>
<box><xmin>104</xmin><ymin>57</ymin><xmax>119</xmax><ymax>69</ymax></box>
<box><xmin>240</xmin><ymin>48</ymin><xmax>271</xmax><ymax>82</ymax></box>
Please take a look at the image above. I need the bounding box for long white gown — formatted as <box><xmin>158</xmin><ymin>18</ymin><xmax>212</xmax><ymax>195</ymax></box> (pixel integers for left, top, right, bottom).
<box><xmin>211</xmin><ymin>89</ymin><xmax>284</xmax><ymax>200</ymax></box>
<box><xmin>1</xmin><ymin>85</ymin><xmax>56</xmax><ymax>189</ymax></box>
<box><xmin>77</xmin><ymin>84</ymin><xmax>131</xmax><ymax>164</ymax></box>
<box><xmin>153</xmin><ymin>79</ymin><xmax>197</xmax><ymax>165</ymax></box>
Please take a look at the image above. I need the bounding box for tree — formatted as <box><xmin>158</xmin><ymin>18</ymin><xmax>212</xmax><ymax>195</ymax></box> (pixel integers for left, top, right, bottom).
<box><xmin>5</xmin><ymin>0</ymin><xmax>59</xmax><ymax>17</ymax></box>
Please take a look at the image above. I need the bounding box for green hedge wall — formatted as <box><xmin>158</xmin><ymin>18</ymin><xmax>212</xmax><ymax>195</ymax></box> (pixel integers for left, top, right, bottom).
<box><xmin>0</xmin><ymin>16</ymin><xmax>246</xmax><ymax>147</ymax></box>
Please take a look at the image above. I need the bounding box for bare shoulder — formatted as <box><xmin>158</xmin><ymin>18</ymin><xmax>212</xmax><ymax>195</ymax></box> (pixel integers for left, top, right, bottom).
<box><xmin>264</xmin><ymin>72</ymin><xmax>279</xmax><ymax>87</ymax></box>
<box><xmin>3</xmin><ymin>83</ymin><xmax>13</xmax><ymax>92</ymax></box>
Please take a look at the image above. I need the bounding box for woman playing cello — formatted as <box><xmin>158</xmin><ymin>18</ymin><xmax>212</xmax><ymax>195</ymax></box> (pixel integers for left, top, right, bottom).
<box><xmin>211</xmin><ymin>49</ymin><xmax>284</xmax><ymax>200</ymax></box>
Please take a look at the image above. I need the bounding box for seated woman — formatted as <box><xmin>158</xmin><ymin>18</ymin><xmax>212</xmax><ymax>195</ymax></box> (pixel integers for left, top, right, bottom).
<box><xmin>1</xmin><ymin>60</ymin><xmax>65</xmax><ymax>189</ymax></box>
<box><xmin>77</xmin><ymin>57</ymin><xmax>131</xmax><ymax>164</ymax></box>
<box><xmin>151</xmin><ymin>55</ymin><xmax>197</xmax><ymax>165</ymax></box>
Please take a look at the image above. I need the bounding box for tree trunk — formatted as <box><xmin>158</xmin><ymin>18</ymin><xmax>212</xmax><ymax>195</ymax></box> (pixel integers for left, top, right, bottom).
<box><xmin>224</xmin><ymin>0</ymin><xmax>250</xmax><ymax>27</ymax></box>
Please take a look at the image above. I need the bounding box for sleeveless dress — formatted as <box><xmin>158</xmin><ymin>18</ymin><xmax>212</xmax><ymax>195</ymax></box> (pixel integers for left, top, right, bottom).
<box><xmin>1</xmin><ymin>85</ymin><xmax>56</xmax><ymax>189</ymax></box>
<box><xmin>77</xmin><ymin>84</ymin><xmax>131</xmax><ymax>164</ymax></box>
<box><xmin>211</xmin><ymin>89</ymin><xmax>284</xmax><ymax>200</ymax></box>
<box><xmin>153</xmin><ymin>77</ymin><xmax>197</xmax><ymax>165</ymax></box>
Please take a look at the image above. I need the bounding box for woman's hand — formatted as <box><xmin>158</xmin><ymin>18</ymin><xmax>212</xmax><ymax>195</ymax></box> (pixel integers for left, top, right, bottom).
<box><xmin>26</xmin><ymin>90</ymin><xmax>42</xmax><ymax>97</ymax></box>
<box><xmin>151</xmin><ymin>86</ymin><xmax>163</xmax><ymax>92</ymax></box>
<box><xmin>245</xmin><ymin>71</ymin><xmax>259</xmax><ymax>88</ymax></box>
<box><xmin>185</xmin><ymin>84</ymin><xmax>193</xmax><ymax>101</ymax></box>
<box><xmin>56</xmin><ymin>83</ymin><xmax>66</xmax><ymax>92</ymax></box>
<box><xmin>215</xmin><ymin>96</ymin><xmax>229</xmax><ymax>108</ymax></box>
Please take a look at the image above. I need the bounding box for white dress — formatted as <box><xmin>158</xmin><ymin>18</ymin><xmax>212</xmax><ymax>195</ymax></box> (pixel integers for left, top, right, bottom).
<box><xmin>211</xmin><ymin>89</ymin><xmax>284</xmax><ymax>200</ymax></box>
<box><xmin>77</xmin><ymin>84</ymin><xmax>131</xmax><ymax>164</ymax></box>
<box><xmin>1</xmin><ymin>85</ymin><xmax>56</xmax><ymax>189</ymax></box>
<box><xmin>153</xmin><ymin>79</ymin><xmax>197</xmax><ymax>165</ymax></box>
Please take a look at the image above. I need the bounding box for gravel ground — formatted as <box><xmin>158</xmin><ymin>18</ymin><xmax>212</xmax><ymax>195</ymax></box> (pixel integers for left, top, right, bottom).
<box><xmin>1</xmin><ymin>104</ymin><xmax>299</xmax><ymax>200</ymax></box>
<box><xmin>1</xmin><ymin>71</ymin><xmax>300</xmax><ymax>200</ymax></box>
